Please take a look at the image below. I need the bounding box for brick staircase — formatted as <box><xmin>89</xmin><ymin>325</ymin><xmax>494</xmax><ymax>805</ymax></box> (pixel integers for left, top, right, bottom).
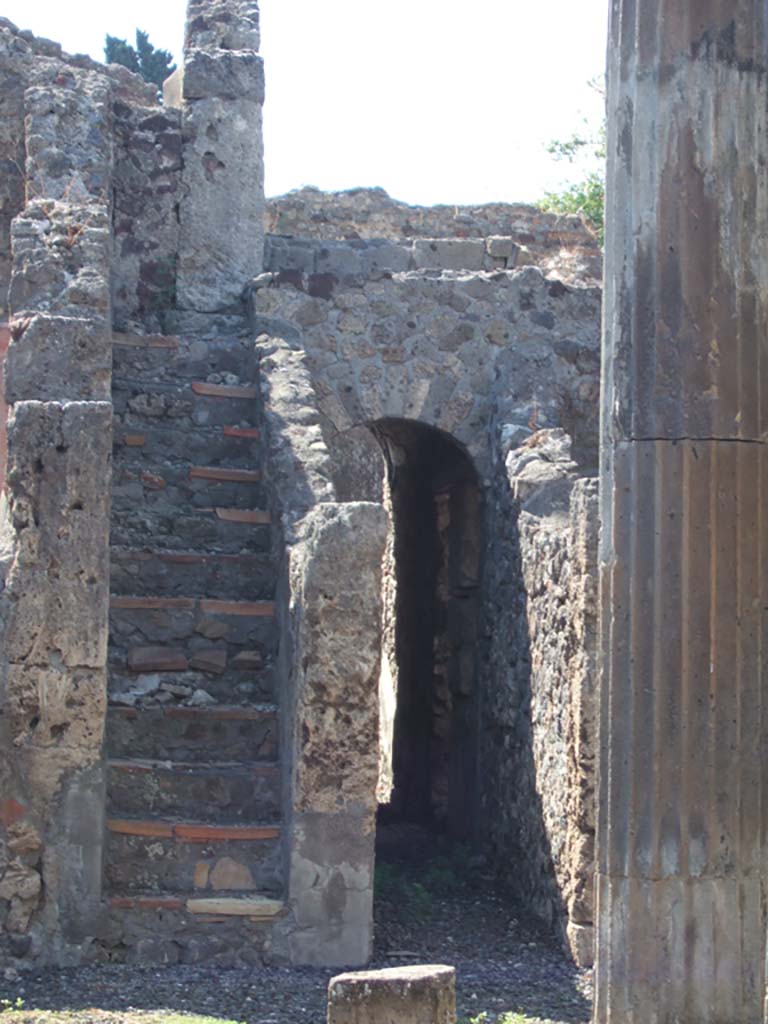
<box><xmin>104</xmin><ymin>331</ymin><xmax>284</xmax><ymax>962</ymax></box>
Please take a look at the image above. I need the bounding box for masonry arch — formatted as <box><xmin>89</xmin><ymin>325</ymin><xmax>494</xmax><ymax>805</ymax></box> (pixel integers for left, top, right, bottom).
<box><xmin>368</xmin><ymin>417</ymin><xmax>483</xmax><ymax>839</ymax></box>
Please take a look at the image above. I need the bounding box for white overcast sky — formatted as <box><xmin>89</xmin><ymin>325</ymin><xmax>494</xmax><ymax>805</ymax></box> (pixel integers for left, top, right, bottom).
<box><xmin>2</xmin><ymin>0</ymin><xmax>610</xmax><ymax>205</ymax></box>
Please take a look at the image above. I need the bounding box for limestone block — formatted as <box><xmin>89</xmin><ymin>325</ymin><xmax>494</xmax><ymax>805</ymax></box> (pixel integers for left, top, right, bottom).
<box><xmin>3</xmin><ymin>401</ymin><xmax>111</xmax><ymax>669</ymax></box>
<box><xmin>288</xmin><ymin>812</ymin><xmax>374</xmax><ymax>967</ymax></box>
<box><xmin>327</xmin><ymin>965</ymin><xmax>456</xmax><ymax>1024</ymax></box>
<box><xmin>186</xmin><ymin>897</ymin><xmax>282</xmax><ymax>917</ymax></box>
<box><xmin>315</xmin><ymin>243</ymin><xmax>363</xmax><ymax>280</ymax></box>
<box><xmin>412</xmin><ymin>238</ymin><xmax>485</xmax><ymax>272</ymax></box>
<box><xmin>361</xmin><ymin>241</ymin><xmax>412</xmax><ymax>275</ymax></box>
<box><xmin>5</xmin><ymin>314</ymin><xmax>110</xmax><ymax>402</ymax></box>
<box><xmin>6</xmin><ymin>664</ymin><xmax>106</xmax><ymax>752</ymax></box>
<box><xmin>264</xmin><ymin>236</ymin><xmax>316</xmax><ymax>274</ymax></box>
<box><xmin>567</xmin><ymin>921</ymin><xmax>594</xmax><ymax>968</ymax></box>
<box><xmin>486</xmin><ymin>235</ymin><xmax>519</xmax><ymax>260</ymax></box>
<box><xmin>163</xmin><ymin>67</ymin><xmax>184</xmax><ymax>110</ymax></box>
<box><xmin>183</xmin><ymin>50</ymin><xmax>265</xmax><ymax>102</ymax></box>
<box><xmin>176</xmin><ymin>95</ymin><xmax>264</xmax><ymax>310</ymax></box>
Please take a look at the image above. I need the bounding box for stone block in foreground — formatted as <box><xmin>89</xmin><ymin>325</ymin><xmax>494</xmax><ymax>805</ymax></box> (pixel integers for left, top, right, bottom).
<box><xmin>327</xmin><ymin>965</ymin><xmax>456</xmax><ymax>1024</ymax></box>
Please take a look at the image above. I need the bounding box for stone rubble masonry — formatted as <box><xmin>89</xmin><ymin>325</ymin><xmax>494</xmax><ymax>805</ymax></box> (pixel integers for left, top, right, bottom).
<box><xmin>251</xmin><ymin>261</ymin><xmax>602</xmax><ymax>491</ymax></box>
<box><xmin>0</xmin><ymin>17</ymin><xmax>114</xmax><ymax>963</ymax></box>
<box><xmin>482</xmin><ymin>429</ymin><xmax>597</xmax><ymax>967</ymax></box>
<box><xmin>327</xmin><ymin>965</ymin><xmax>457</xmax><ymax>1024</ymax></box>
<box><xmin>598</xmin><ymin>2</ymin><xmax>768</xmax><ymax>1021</ymax></box>
<box><xmin>255</xmin><ymin>329</ymin><xmax>336</xmax><ymax>540</ymax></box>
<box><xmin>111</xmin><ymin>97</ymin><xmax>182</xmax><ymax>335</ymax></box>
<box><xmin>254</xmin><ymin>233</ymin><xmax>602</xmax><ymax>965</ymax></box>
<box><xmin>0</xmin><ymin>16</ymin><xmax>158</xmax><ymax>322</ymax></box>
<box><xmin>173</xmin><ymin>0</ymin><xmax>265</xmax><ymax>312</ymax></box>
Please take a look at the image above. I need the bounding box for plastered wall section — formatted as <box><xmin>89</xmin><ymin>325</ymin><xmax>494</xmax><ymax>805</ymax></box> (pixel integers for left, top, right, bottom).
<box><xmin>0</xmin><ymin>41</ymin><xmax>114</xmax><ymax>963</ymax></box>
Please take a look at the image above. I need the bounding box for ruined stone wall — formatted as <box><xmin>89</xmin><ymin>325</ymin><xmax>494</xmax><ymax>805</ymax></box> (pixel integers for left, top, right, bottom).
<box><xmin>0</xmin><ymin>4</ymin><xmax>603</xmax><ymax>970</ymax></box>
<box><xmin>482</xmin><ymin>429</ymin><xmax>598</xmax><ymax>966</ymax></box>
<box><xmin>254</xmin><ymin>245</ymin><xmax>602</xmax><ymax>490</ymax></box>
<box><xmin>0</xmin><ymin>22</ymin><xmax>116</xmax><ymax>961</ymax></box>
<box><xmin>253</xmin><ymin>240</ymin><xmax>602</xmax><ymax>963</ymax></box>
<box><xmin>265</xmin><ymin>187</ymin><xmax>602</xmax><ymax>285</ymax></box>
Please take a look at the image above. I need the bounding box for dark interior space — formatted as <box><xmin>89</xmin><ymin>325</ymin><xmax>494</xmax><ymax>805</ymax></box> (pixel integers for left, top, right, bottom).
<box><xmin>371</xmin><ymin>417</ymin><xmax>483</xmax><ymax>841</ymax></box>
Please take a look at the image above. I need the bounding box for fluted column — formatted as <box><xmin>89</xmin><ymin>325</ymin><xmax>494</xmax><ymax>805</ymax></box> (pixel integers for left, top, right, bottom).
<box><xmin>598</xmin><ymin>3</ymin><xmax>768</xmax><ymax>1022</ymax></box>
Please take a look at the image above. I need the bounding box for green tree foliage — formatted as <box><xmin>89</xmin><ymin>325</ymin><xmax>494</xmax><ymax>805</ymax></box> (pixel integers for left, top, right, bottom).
<box><xmin>105</xmin><ymin>30</ymin><xmax>176</xmax><ymax>90</ymax></box>
<box><xmin>538</xmin><ymin>80</ymin><xmax>606</xmax><ymax>243</ymax></box>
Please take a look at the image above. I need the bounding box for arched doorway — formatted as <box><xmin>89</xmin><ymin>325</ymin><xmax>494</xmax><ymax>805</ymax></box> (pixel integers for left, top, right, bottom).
<box><xmin>370</xmin><ymin>418</ymin><xmax>483</xmax><ymax>839</ymax></box>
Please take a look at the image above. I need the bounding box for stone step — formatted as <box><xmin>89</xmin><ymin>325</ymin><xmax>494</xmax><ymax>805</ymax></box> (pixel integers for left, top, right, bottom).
<box><xmin>112</xmin><ymin>378</ymin><xmax>259</xmax><ymax>430</ymax></box>
<box><xmin>114</xmin><ymin>422</ymin><xmax>261</xmax><ymax>467</ymax></box>
<box><xmin>109</xmin><ymin>892</ymin><xmax>284</xmax><ymax>918</ymax></box>
<box><xmin>112</xmin><ymin>333</ymin><xmax>259</xmax><ymax>384</ymax></box>
<box><xmin>110</xmin><ymin>506</ymin><xmax>271</xmax><ymax>554</ymax></box>
<box><xmin>110</xmin><ymin>595</ymin><xmax>276</xmax><ymax>653</ymax></box>
<box><xmin>106</xmin><ymin>705</ymin><xmax>279</xmax><ymax>763</ymax></box>
<box><xmin>110</xmin><ymin>548</ymin><xmax>275</xmax><ymax>600</ymax></box>
<box><xmin>104</xmin><ymin>891</ymin><xmax>283</xmax><ymax>965</ymax></box>
<box><xmin>108</xmin><ymin>660</ymin><xmax>277</xmax><ymax>707</ymax></box>
<box><xmin>105</xmin><ymin>818</ymin><xmax>282</xmax><ymax>896</ymax></box>
<box><xmin>107</xmin><ymin>759</ymin><xmax>281</xmax><ymax>823</ymax></box>
<box><xmin>112</xmin><ymin>461</ymin><xmax>265</xmax><ymax>511</ymax></box>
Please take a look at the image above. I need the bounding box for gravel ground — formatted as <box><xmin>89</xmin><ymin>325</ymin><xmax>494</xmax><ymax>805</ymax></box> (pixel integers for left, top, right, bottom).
<box><xmin>1</xmin><ymin>830</ymin><xmax>592</xmax><ymax>1024</ymax></box>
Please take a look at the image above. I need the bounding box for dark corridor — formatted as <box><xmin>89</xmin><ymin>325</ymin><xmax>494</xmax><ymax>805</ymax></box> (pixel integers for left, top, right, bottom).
<box><xmin>372</xmin><ymin>418</ymin><xmax>483</xmax><ymax>840</ymax></box>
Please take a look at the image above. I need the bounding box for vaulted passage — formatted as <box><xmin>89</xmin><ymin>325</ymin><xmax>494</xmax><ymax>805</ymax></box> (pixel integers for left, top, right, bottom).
<box><xmin>372</xmin><ymin>418</ymin><xmax>482</xmax><ymax>840</ymax></box>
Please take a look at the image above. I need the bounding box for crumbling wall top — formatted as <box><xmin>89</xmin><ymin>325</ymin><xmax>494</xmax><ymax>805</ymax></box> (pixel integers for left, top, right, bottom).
<box><xmin>185</xmin><ymin>0</ymin><xmax>260</xmax><ymax>53</ymax></box>
<box><xmin>266</xmin><ymin>186</ymin><xmax>599</xmax><ymax>246</ymax></box>
<box><xmin>0</xmin><ymin>16</ymin><xmax>158</xmax><ymax>106</ymax></box>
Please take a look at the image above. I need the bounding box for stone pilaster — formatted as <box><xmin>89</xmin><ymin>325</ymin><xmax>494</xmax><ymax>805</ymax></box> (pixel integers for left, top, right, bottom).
<box><xmin>277</xmin><ymin>501</ymin><xmax>387</xmax><ymax>967</ymax></box>
<box><xmin>175</xmin><ymin>0</ymin><xmax>265</xmax><ymax>312</ymax></box>
<box><xmin>598</xmin><ymin>3</ymin><xmax>768</xmax><ymax>1021</ymax></box>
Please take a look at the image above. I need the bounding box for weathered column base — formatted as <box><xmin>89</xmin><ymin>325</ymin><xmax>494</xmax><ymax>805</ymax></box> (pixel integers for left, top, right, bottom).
<box><xmin>594</xmin><ymin>874</ymin><xmax>766</xmax><ymax>1024</ymax></box>
<box><xmin>327</xmin><ymin>965</ymin><xmax>456</xmax><ymax>1024</ymax></box>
